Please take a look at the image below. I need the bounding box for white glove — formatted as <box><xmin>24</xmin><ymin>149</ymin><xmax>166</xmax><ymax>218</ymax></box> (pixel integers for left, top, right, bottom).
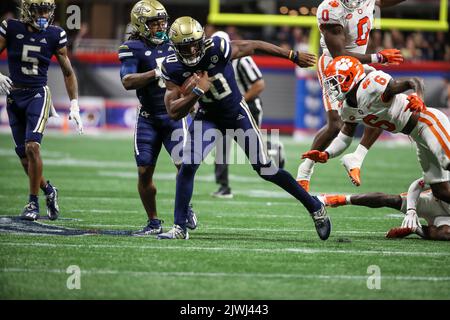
<box><xmin>69</xmin><ymin>99</ymin><xmax>83</xmax><ymax>134</ymax></box>
<box><xmin>401</xmin><ymin>209</ymin><xmax>422</xmax><ymax>233</ymax></box>
<box><xmin>0</xmin><ymin>72</ymin><xmax>13</xmax><ymax>95</ymax></box>
<box><xmin>154</xmin><ymin>66</ymin><xmax>162</xmax><ymax>79</ymax></box>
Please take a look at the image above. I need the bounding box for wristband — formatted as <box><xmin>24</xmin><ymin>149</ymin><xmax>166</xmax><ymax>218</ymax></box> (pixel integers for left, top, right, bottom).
<box><xmin>192</xmin><ymin>86</ymin><xmax>205</xmax><ymax>97</ymax></box>
<box><xmin>371</xmin><ymin>53</ymin><xmax>383</xmax><ymax>63</ymax></box>
<box><xmin>289</xmin><ymin>50</ymin><xmax>299</xmax><ymax>63</ymax></box>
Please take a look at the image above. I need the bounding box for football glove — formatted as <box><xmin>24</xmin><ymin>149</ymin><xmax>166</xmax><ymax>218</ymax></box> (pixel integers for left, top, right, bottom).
<box><xmin>301</xmin><ymin>150</ymin><xmax>329</xmax><ymax>163</ymax></box>
<box><xmin>377</xmin><ymin>49</ymin><xmax>404</xmax><ymax>65</ymax></box>
<box><xmin>154</xmin><ymin>66</ymin><xmax>162</xmax><ymax>79</ymax></box>
<box><xmin>401</xmin><ymin>209</ymin><xmax>422</xmax><ymax>232</ymax></box>
<box><xmin>0</xmin><ymin>72</ymin><xmax>13</xmax><ymax>95</ymax></box>
<box><xmin>69</xmin><ymin>99</ymin><xmax>84</xmax><ymax>134</ymax></box>
<box><xmin>404</xmin><ymin>94</ymin><xmax>426</xmax><ymax>113</ymax></box>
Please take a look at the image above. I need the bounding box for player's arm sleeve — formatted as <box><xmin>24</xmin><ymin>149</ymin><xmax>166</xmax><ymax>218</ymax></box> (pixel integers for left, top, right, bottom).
<box><xmin>118</xmin><ymin>45</ymin><xmax>138</xmax><ymax>79</ymax></box>
<box><xmin>216</xmin><ymin>36</ymin><xmax>232</xmax><ymax>63</ymax></box>
<box><xmin>0</xmin><ymin>20</ymin><xmax>8</xmax><ymax>40</ymax></box>
<box><xmin>406</xmin><ymin>178</ymin><xmax>426</xmax><ymax>212</ymax></box>
<box><xmin>160</xmin><ymin>60</ymin><xmax>183</xmax><ymax>86</ymax></box>
<box><xmin>56</xmin><ymin>28</ymin><xmax>68</xmax><ymax>50</ymax></box>
<box><xmin>238</xmin><ymin>56</ymin><xmax>263</xmax><ymax>84</ymax></box>
<box><xmin>365</xmin><ymin>71</ymin><xmax>393</xmax><ymax>104</ymax></box>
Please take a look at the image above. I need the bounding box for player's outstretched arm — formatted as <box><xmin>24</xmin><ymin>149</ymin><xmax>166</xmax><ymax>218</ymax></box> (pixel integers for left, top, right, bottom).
<box><xmin>302</xmin><ymin>122</ymin><xmax>357</xmax><ymax>163</ymax></box>
<box><xmin>376</xmin><ymin>0</ymin><xmax>406</xmax><ymax>8</ymax></box>
<box><xmin>164</xmin><ymin>72</ymin><xmax>210</xmax><ymax>120</ymax></box>
<box><xmin>55</xmin><ymin>47</ymin><xmax>83</xmax><ymax>134</ymax></box>
<box><xmin>322</xmin><ymin>24</ymin><xmax>403</xmax><ymax>65</ymax></box>
<box><xmin>230</xmin><ymin>40</ymin><xmax>316</xmax><ymax>68</ymax></box>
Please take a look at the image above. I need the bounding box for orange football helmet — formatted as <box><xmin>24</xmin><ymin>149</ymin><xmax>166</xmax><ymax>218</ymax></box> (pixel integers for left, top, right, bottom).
<box><xmin>323</xmin><ymin>56</ymin><xmax>366</xmax><ymax>102</ymax></box>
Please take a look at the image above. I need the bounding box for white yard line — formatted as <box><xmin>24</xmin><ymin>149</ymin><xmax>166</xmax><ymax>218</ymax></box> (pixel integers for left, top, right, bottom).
<box><xmin>1</xmin><ymin>267</ymin><xmax>449</xmax><ymax>282</ymax></box>
<box><xmin>1</xmin><ymin>241</ymin><xmax>449</xmax><ymax>257</ymax></box>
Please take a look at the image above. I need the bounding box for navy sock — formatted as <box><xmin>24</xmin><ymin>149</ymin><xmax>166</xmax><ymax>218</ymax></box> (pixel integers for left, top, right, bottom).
<box><xmin>29</xmin><ymin>194</ymin><xmax>39</xmax><ymax>206</ymax></box>
<box><xmin>174</xmin><ymin>164</ymin><xmax>199</xmax><ymax>229</ymax></box>
<box><xmin>41</xmin><ymin>181</ymin><xmax>54</xmax><ymax>195</ymax></box>
<box><xmin>260</xmin><ymin>168</ymin><xmax>321</xmax><ymax>213</ymax></box>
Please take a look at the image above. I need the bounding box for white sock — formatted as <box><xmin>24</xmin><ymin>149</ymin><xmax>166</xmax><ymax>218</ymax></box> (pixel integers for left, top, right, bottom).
<box><xmin>354</xmin><ymin>144</ymin><xmax>368</xmax><ymax>163</ymax></box>
<box><xmin>297</xmin><ymin>158</ymin><xmax>315</xmax><ymax>180</ymax></box>
<box><xmin>346</xmin><ymin>195</ymin><xmax>352</xmax><ymax>204</ymax></box>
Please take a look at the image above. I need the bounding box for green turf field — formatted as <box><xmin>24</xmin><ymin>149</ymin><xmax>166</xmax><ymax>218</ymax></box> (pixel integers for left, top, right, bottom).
<box><xmin>0</xmin><ymin>132</ymin><xmax>449</xmax><ymax>300</ymax></box>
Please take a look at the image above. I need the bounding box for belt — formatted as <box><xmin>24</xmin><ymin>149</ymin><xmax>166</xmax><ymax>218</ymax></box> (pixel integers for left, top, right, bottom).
<box><xmin>401</xmin><ymin>112</ymin><xmax>419</xmax><ymax>135</ymax></box>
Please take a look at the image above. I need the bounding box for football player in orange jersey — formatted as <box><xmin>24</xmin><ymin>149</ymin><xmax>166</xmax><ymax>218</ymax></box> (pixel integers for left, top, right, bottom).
<box><xmin>302</xmin><ymin>56</ymin><xmax>450</xmax><ymax>236</ymax></box>
<box><xmin>320</xmin><ymin>177</ymin><xmax>450</xmax><ymax>241</ymax></box>
<box><xmin>297</xmin><ymin>0</ymin><xmax>407</xmax><ymax>191</ymax></box>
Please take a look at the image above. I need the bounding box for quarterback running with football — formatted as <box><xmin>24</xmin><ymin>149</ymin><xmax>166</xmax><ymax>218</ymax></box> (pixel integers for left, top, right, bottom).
<box><xmin>320</xmin><ymin>177</ymin><xmax>450</xmax><ymax>241</ymax></box>
<box><xmin>302</xmin><ymin>55</ymin><xmax>450</xmax><ymax>235</ymax></box>
<box><xmin>118</xmin><ymin>0</ymin><xmax>196</xmax><ymax>236</ymax></box>
<box><xmin>0</xmin><ymin>0</ymin><xmax>83</xmax><ymax>221</ymax></box>
<box><xmin>296</xmin><ymin>0</ymin><xmax>406</xmax><ymax>192</ymax></box>
<box><xmin>158</xmin><ymin>17</ymin><xmax>331</xmax><ymax>240</ymax></box>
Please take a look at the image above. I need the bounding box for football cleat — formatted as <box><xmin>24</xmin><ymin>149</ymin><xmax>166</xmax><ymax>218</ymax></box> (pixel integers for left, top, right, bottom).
<box><xmin>186</xmin><ymin>204</ymin><xmax>198</xmax><ymax>230</ymax></box>
<box><xmin>133</xmin><ymin>219</ymin><xmax>163</xmax><ymax>236</ymax></box>
<box><xmin>341</xmin><ymin>154</ymin><xmax>362</xmax><ymax>186</ymax></box>
<box><xmin>297</xmin><ymin>179</ymin><xmax>310</xmax><ymax>192</ymax></box>
<box><xmin>157</xmin><ymin>224</ymin><xmax>189</xmax><ymax>240</ymax></box>
<box><xmin>211</xmin><ymin>186</ymin><xmax>233</xmax><ymax>199</ymax></box>
<box><xmin>310</xmin><ymin>202</ymin><xmax>332</xmax><ymax>240</ymax></box>
<box><xmin>21</xmin><ymin>202</ymin><xmax>40</xmax><ymax>221</ymax></box>
<box><xmin>45</xmin><ymin>183</ymin><xmax>59</xmax><ymax>220</ymax></box>
<box><xmin>323</xmin><ymin>194</ymin><xmax>347</xmax><ymax>207</ymax></box>
<box><xmin>385</xmin><ymin>227</ymin><xmax>414</xmax><ymax>239</ymax></box>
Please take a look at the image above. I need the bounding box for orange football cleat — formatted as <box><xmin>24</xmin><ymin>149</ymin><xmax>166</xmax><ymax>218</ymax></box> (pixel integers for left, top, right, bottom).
<box><xmin>323</xmin><ymin>194</ymin><xmax>347</xmax><ymax>207</ymax></box>
<box><xmin>385</xmin><ymin>227</ymin><xmax>414</xmax><ymax>239</ymax></box>
<box><xmin>347</xmin><ymin>168</ymin><xmax>361</xmax><ymax>187</ymax></box>
<box><xmin>297</xmin><ymin>179</ymin><xmax>310</xmax><ymax>192</ymax></box>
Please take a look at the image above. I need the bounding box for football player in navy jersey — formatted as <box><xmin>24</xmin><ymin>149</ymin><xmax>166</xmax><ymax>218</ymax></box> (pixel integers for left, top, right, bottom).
<box><xmin>118</xmin><ymin>1</ymin><xmax>197</xmax><ymax>236</ymax></box>
<box><xmin>0</xmin><ymin>0</ymin><xmax>83</xmax><ymax>221</ymax></box>
<box><xmin>159</xmin><ymin>17</ymin><xmax>331</xmax><ymax>240</ymax></box>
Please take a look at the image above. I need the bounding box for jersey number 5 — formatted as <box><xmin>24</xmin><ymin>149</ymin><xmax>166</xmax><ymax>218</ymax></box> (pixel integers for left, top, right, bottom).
<box><xmin>356</xmin><ymin>17</ymin><xmax>371</xmax><ymax>46</ymax></box>
<box><xmin>22</xmin><ymin>45</ymin><xmax>41</xmax><ymax>75</ymax></box>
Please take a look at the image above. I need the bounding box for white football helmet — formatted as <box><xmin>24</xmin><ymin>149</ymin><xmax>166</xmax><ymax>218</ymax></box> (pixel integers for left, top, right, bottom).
<box><xmin>339</xmin><ymin>0</ymin><xmax>367</xmax><ymax>10</ymax></box>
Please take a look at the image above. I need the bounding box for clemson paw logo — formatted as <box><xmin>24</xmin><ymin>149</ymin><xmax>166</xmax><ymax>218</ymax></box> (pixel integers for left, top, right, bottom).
<box><xmin>335</xmin><ymin>58</ymin><xmax>353</xmax><ymax>71</ymax></box>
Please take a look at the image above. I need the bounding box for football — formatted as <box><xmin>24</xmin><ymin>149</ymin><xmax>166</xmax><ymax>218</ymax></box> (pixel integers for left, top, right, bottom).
<box><xmin>180</xmin><ymin>74</ymin><xmax>198</xmax><ymax>95</ymax></box>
